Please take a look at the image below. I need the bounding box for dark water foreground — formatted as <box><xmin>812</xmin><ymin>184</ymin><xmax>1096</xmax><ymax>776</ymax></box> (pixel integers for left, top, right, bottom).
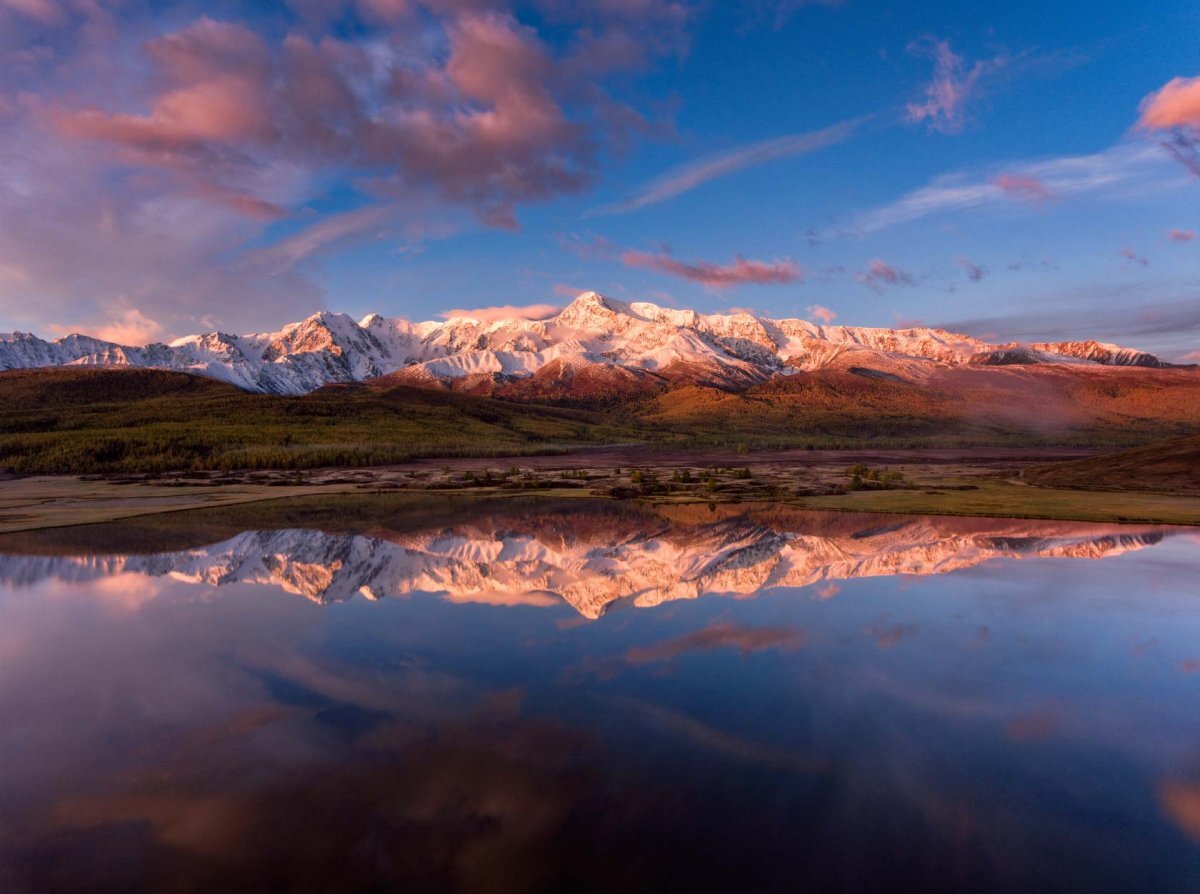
<box><xmin>0</xmin><ymin>498</ymin><xmax>1198</xmax><ymax>893</ymax></box>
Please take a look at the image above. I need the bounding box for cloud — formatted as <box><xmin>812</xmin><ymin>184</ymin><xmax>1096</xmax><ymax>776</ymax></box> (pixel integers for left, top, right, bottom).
<box><xmin>905</xmin><ymin>38</ymin><xmax>1004</xmax><ymax>134</ymax></box>
<box><xmin>994</xmin><ymin>172</ymin><xmax>1051</xmax><ymax>202</ymax></box>
<box><xmin>620</xmin><ymin>248</ymin><xmax>801</xmax><ymax>287</ymax></box>
<box><xmin>938</xmin><ymin>278</ymin><xmax>1200</xmax><ymax>357</ymax></box>
<box><xmin>1160</xmin><ymin>781</ymin><xmax>1200</xmax><ymax>841</ymax></box>
<box><xmin>51</xmin><ymin>11</ymin><xmax>627</xmax><ymax>230</ymax></box>
<box><xmin>1178</xmin><ymin>350</ymin><xmax>1200</xmax><ymax>364</ymax></box>
<box><xmin>806</xmin><ymin>303</ymin><xmax>836</xmax><ymax>324</ymax></box>
<box><xmin>1137</xmin><ymin>75</ymin><xmax>1200</xmax><ymax>129</ymax></box>
<box><xmin>438</xmin><ymin>303</ymin><xmax>560</xmax><ymax>322</ymax></box>
<box><xmin>588</xmin><ymin>117</ymin><xmax>864</xmax><ymax>216</ymax></box>
<box><xmin>1137</xmin><ymin>75</ymin><xmax>1200</xmax><ymax>176</ymax></box>
<box><xmin>851</xmin><ymin>142</ymin><xmax>1176</xmax><ymax>233</ymax></box>
<box><xmin>739</xmin><ymin>0</ymin><xmax>846</xmax><ymax>31</ymax></box>
<box><xmin>1119</xmin><ymin>247</ymin><xmax>1149</xmax><ymax>268</ymax></box>
<box><xmin>241</xmin><ymin>206</ymin><xmax>392</xmax><ymax>274</ymax></box>
<box><xmin>625</xmin><ymin>622</ymin><xmax>803</xmax><ymax>665</ymax></box>
<box><xmin>552</xmin><ymin>284</ymin><xmax>588</xmax><ymax>298</ymax></box>
<box><xmin>0</xmin><ymin>0</ymin><xmax>65</xmax><ymax>25</ymax></box>
<box><xmin>856</xmin><ymin>258</ymin><xmax>913</xmax><ymax>291</ymax></box>
<box><xmin>957</xmin><ymin>257</ymin><xmax>985</xmax><ymax>282</ymax></box>
<box><xmin>0</xmin><ymin>2</ymin><xmax>693</xmax><ymax>335</ymax></box>
<box><xmin>49</xmin><ymin>306</ymin><xmax>166</xmax><ymax>345</ymax></box>
<box><xmin>1169</xmin><ymin>228</ymin><xmax>1196</xmax><ymax>242</ymax></box>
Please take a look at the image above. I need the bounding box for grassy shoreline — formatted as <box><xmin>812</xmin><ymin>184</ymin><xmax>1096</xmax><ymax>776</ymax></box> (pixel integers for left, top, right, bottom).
<box><xmin>2</xmin><ymin>465</ymin><xmax>1198</xmax><ymax>536</ymax></box>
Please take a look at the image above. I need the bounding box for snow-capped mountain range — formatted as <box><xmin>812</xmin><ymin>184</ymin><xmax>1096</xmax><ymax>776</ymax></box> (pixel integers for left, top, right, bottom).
<box><xmin>0</xmin><ymin>514</ymin><xmax>1172</xmax><ymax>618</ymax></box>
<box><xmin>0</xmin><ymin>291</ymin><xmax>1177</xmax><ymax>396</ymax></box>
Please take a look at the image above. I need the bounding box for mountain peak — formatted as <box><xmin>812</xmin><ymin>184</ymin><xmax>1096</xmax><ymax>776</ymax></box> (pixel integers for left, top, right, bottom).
<box><xmin>0</xmin><ymin>297</ymin><xmax>1179</xmax><ymax>395</ymax></box>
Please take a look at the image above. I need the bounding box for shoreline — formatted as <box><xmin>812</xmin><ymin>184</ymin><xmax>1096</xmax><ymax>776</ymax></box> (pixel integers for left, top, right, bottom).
<box><xmin>2</xmin><ymin>445</ymin><xmax>1199</xmax><ymax>533</ymax></box>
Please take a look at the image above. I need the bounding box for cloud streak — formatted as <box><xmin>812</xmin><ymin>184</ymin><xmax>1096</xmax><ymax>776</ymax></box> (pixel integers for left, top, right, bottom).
<box><xmin>588</xmin><ymin>117</ymin><xmax>864</xmax><ymax>216</ymax></box>
<box><xmin>439</xmin><ymin>303</ymin><xmax>560</xmax><ymax>322</ymax></box>
<box><xmin>620</xmin><ymin>248</ymin><xmax>802</xmax><ymax>287</ymax></box>
<box><xmin>851</xmin><ymin>142</ymin><xmax>1176</xmax><ymax>234</ymax></box>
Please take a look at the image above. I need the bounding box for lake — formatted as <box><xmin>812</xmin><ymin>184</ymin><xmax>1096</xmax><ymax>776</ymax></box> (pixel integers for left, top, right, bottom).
<box><xmin>0</xmin><ymin>498</ymin><xmax>1198</xmax><ymax>892</ymax></box>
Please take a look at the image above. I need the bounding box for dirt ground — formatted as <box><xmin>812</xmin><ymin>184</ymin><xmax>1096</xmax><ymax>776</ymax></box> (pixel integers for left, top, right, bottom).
<box><xmin>3</xmin><ymin>445</ymin><xmax>1193</xmax><ymax>535</ymax></box>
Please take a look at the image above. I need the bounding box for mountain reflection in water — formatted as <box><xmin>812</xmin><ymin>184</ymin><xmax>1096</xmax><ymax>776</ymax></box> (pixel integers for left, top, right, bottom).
<box><xmin>0</xmin><ymin>502</ymin><xmax>1198</xmax><ymax>893</ymax></box>
<box><xmin>0</xmin><ymin>506</ymin><xmax>1176</xmax><ymax>617</ymax></box>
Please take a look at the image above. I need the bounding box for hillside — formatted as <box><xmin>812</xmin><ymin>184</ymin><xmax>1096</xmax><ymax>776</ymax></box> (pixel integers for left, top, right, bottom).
<box><xmin>1023</xmin><ymin>436</ymin><xmax>1200</xmax><ymax>495</ymax></box>
<box><xmin>0</xmin><ymin>368</ymin><xmax>625</xmax><ymax>474</ymax></box>
<box><xmin>2</xmin><ymin>363</ymin><xmax>1200</xmax><ymax>474</ymax></box>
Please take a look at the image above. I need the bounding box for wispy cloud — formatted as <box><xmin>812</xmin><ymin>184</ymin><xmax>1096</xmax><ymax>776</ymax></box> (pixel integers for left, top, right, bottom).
<box><xmin>1169</xmin><ymin>229</ymin><xmax>1196</xmax><ymax>243</ymax></box>
<box><xmin>937</xmin><ymin>278</ymin><xmax>1200</xmax><ymax>357</ymax></box>
<box><xmin>587</xmin><ymin>117</ymin><xmax>865</xmax><ymax>216</ymax></box>
<box><xmin>621</xmin><ymin>248</ymin><xmax>802</xmax><ymax>287</ymax></box>
<box><xmin>905</xmin><ymin>37</ymin><xmax>1006</xmax><ymax>134</ymax></box>
<box><xmin>851</xmin><ymin>142</ymin><xmax>1175</xmax><ymax>234</ymax></box>
<box><xmin>241</xmin><ymin>206</ymin><xmax>392</xmax><ymax>274</ymax></box>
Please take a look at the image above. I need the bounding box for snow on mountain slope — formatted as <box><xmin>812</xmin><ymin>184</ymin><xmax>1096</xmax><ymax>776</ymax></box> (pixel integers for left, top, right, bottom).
<box><xmin>0</xmin><ymin>292</ymin><xmax>1177</xmax><ymax>395</ymax></box>
<box><xmin>0</xmin><ymin>516</ymin><xmax>1172</xmax><ymax>617</ymax></box>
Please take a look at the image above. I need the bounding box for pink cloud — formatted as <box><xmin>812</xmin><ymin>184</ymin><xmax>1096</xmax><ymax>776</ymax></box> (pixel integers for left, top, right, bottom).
<box><xmin>552</xmin><ymin>284</ymin><xmax>588</xmax><ymax>298</ymax></box>
<box><xmin>806</xmin><ymin>303</ymin><xmax>836</xmax><ymax>324</ymax></box>
<box><xmin>856</xmin><ymin>258</ymin><xmax>914</xmax><ymax>290</ymax></box>
<box><xmin>994</xmin><ymin>172</ymin><xmax>1051</xmax><ymax>202</ymax></box>
<box><xmin>1137</xmin><ymin>75</ymin><xmax>1200</xmax><ymax>176</ymax></box>
<box><xmin>620</xmin><ymin>249</ymin><xmax>802</xmax><ymax>287</ymax></box>
<box><xmin>905</xmin><ymin>38</ymin><xmax>1003</xmax><ymax>134</ymax></box>
<box><xmin>0</xmin><ymin>3</ymin><xmax>699</xmax><ymax>337</ymax></box>
<box><xmin>48</xmin><ymin>8</ymin><xmax>676</xmax><ymax>229</ymax></box>
<box><xmin>0</xmin><ymin>0</ymin><xmax>65</xmax><ymax>25</ymax></box>
<box><xmin>1169</xmin><ymin>229</ymin><xmax>1196</xmax><ymax>242</ymax></box>
<box><xmin>438</xmin><ymin>303</ymin><xmax>560</xmax><ymax>322</ymax></box>
<box><xmin>1177</xmin><ymin>350</ymin><xmax>1200</xmax><ymax>364</ymax></box>
<box><xmin>49</xmin><ymin>307</ymin><xmax>165</xmax><ymax>345</ymax></box>
<box><xmin>1138</xmin><ymin>75</ymin><xmax>1200</xmax><ymax>130</ymax></box>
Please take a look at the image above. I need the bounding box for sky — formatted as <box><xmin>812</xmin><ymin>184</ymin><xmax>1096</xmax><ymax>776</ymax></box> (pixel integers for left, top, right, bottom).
<box><xmin>0</xmin><ymin>0</ymin><xmax>1197</xmax><ymax>360</ymax></box>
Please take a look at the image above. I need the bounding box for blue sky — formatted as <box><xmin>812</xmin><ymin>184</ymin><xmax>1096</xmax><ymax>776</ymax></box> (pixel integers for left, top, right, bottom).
<box><xmin>0</xmin><ymin>0</ymin><xmax>1196</xmax><ymax>358</ymax></box>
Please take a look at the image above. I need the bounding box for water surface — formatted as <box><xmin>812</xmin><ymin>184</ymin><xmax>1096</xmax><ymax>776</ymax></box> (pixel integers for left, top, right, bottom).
<box><xmin>1</xmin><ymin>499</ymin><xmax>1198</xmax><ymax>892</ymax></box>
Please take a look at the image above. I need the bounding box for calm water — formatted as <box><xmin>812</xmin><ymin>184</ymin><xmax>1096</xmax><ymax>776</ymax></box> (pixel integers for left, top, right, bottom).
<box><xmin>0</xmin><ymin>499</ymin><xmax>1198</xmax><ymax>893</ymax></box>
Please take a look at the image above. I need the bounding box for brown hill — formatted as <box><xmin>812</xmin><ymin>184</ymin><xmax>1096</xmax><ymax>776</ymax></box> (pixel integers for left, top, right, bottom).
<box><xmin>1023</xmin><ymin>435</ymin><xmax>1200</xmax><ymax>495</ymax></box>
<box><xmin>2</xmin><ymin>363</ymin><xmax>1200</xmax><ymax>474</ymax></box>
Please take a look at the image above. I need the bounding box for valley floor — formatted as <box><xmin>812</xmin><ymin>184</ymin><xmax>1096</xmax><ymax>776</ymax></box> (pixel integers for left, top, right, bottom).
<box><xmin>3</xmin><ymin>446</ymin><xmax>1199</xmax><ymax>533</ymax></box>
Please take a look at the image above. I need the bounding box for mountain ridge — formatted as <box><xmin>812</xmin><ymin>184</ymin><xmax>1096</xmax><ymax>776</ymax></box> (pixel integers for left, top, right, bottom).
<box><xmin>0</xmin><ymin>514</ymin><xmax>1175</xmax><ymax>617</ymax></box>
<box><xmin>1</xmin><ymin>292</ymin><xmax>1185</xmax><ymax>397</ymax></box>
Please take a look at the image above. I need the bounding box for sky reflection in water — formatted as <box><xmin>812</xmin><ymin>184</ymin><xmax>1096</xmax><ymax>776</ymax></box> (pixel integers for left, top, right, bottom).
<box><xmin>0</xmin><ymin>502</ymin><xmax>1198</xmax><ymax>893</ymax></box>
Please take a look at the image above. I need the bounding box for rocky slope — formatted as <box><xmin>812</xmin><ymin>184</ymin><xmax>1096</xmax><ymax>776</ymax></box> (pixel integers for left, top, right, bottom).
<box><xmin>0</xmin><ymin>513</ymin><xmax>1174</xmax><ymax>618</ymax></box>
<box><xmin>0</xmin><ymin>292</ymin><xmax>1181</xmax><ymax>396</ymax></box>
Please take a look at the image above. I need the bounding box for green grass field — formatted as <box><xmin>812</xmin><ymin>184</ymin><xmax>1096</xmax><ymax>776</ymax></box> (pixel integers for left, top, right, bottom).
<box><xmin>802</xmin><ymin>478</ymin><xmax>1200</xmax><ymax>525</ymax></box>
<box><xmin>0</xmin><ymin>369</ymin><xmax>630</xmax><ymax>474</ymax></box>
